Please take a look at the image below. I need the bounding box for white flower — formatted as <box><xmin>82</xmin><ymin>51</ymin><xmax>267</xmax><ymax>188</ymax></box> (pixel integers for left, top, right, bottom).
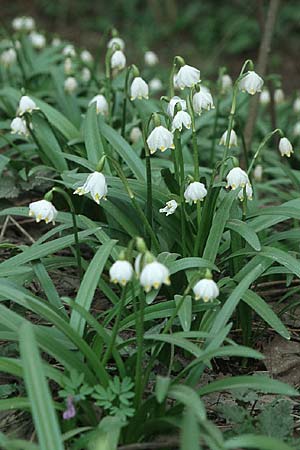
<box><xmin>134</xmin><ymin>253</ymin><xmax>142</xmax><ymax>275</ymax></box>
<box><xmin>219</xmin><ymin>129</ymin><xmax>238</xmax><ymax>148</ymax></box>
<box><xmin>23</xmin><ymin>17</ymin><xmax>35</xmax><ymax>31</ymax></box>
<box><xmin>80</xmin><ymin>50</ymin><xmax>93</xmax><ymax>64</ymax></box>
<box><xmin>193</xmin><ymin>278</ymin><xmax>219</xmax><ymax>302</ymax></box>
<box><xmin>226</xmin><ymin>167</ymin><xmax>249</xmax><ymax>190</ymax></box>
<box><xmin>176</xmin><ymin>64</ymin><xmax>200</xmax><ymax>89</ymax></box>
<box><xmin>149</xmin><ymin>78</ymin><xmax>163</xmax><ymax>92</ymax></box>
<box><xmin>129</xmin><ymin>127</ymin><xmax>142</xmax><ymax>143</ymax></box>
<box><xmin>12</xmin><ymin>17</ymin><xmax>24</xmax><ymax>31</ymax></box>
<box><xmin>1</xmin><ymin>48</ymin><xmax>16</xmax><ymax>67</ymax></box>
<box><xmin>18</xmin><ymin>96</ymin><xmax>39</xmax><ymax>115</ymax></box>
<box><xmin>293</xmin><ymin>122</ymin><xmax>300</xmax><ymax>137</ymax></box>
<box><xmin>52</xmin><ymin>37</ymin><xmax>61</xmax><ymax>47</ymax></box>
<box><xmin>238</xmin><ymin>183</ymin><xmax>253</xmax><ymax>201</ymax></box>
<box><xmin>274</xmin><ymin>88</ymin><xmax>284</xmax><ymax>104</ymax></box>
<box><xmin>184</xmin><ymin>181</ymin><xmax>207</xmax><ymax>203</ymax></box>
<box><xmin>146</xmin><ymin>126</ymin><xmax>175</xmax><ymax>154</ymax></box>
<box><xmin>10</xmin><ymin>117</ymin><xmax>28</xmax><ymax>136</ymax></box>
<box><xmin>279</xmin><ymin>137</ymin><xmax>293</xmax><ymax>157</ymax></box>
<box><xmin>64</xmin><ymin>57</ymin><xmax>73</xmax><ymax>75</ymax></box>
<box><xmin>64</xmin><ymin>77</ymin><xmax>78</xmax><ymax>94</ymax></box>
<box><xmin>260</xmin><ymin>89</ymin><xmax>270</xmax><ymax>105</ymax></box>
<box><xmin>144</xmin><ymin>50</ymin><xmax>158</xmax><ymax>66</ymax></box>
<box><xmin>29</xmin><ymin>200</ymin><xmax>57</xmax><ymax>224</ymax></box>
<box><xmin>167</xmin><ymin>96</ymin><xmax>186</xmax><ymax>117</ymax></box>
<box><xmin>74</xmin><ymin>172</ymin><xmax>107</xmax><ymax>204</ymax></box>
<box><xmin>89</xmin><ymin>95</ymin><xmax>109</xmax><ymax>115</ymax></box>
<box><xmin>107</xmin><ymin>37</ymin><xmax>125</xmax><ymax>50</ymax></box>
<box><xmin>63</xmin><ymin>45</ymin><xmax>76</xmax><ymax>57</ymax></box>
<box><xmin>109</xmin><ymin>260</ymin><xmax>133</xmax><ymax>286</ymax></box>
<box><xmin>253</xmin><ymin>165</ymin><xmax>263</xmax><ymax>182</ymax></box>
<box><xmin>221</xmin><ymin>74</ymin><xmax>232</xmax><ymax>93</ymax></box>
<box><xmin>159</xmin><ymin>200</ymin><xmax>178</xmax><ymax>216</ymax></box>
<box><xmin>130</xmin><ymin>77</ymin><xmax>149</xmax><ymax>100</ymax></box>
<box><xmin>293</xmin><ymin>98</ymin><xmax>300</xmax><ymax>113</ymax></box>
<box><xmin>81</xmin><ymin>67</ymin><xmax>91</xmax><ymax>82</ymax></box>
<box><xmin>29</xmin><ymin>32</ymin><xmax>46</xmax><ymax>49</ymax></box>
<box><xmin>172</xmin><ymin>110</ymin><xmax>191</xmax><ymax>132</ymax></box>
<box><xmin>238</xmin><ymin>71</ymin><xmax>264</xmax><ymax>95</ymax></box>
<box><xmin>140</xmin><ymin>261</ymin><xmax>170</xmax><ymax>292</ymax></box>
<box><xmin>111</xmin><ymin>50</ymin><xmax>126</xmax><ymax>70</ymax></box>
<box><xmin>192</xmin><ymin>89</ymin><xmax>214</xmax><ymax>115</ymax></box>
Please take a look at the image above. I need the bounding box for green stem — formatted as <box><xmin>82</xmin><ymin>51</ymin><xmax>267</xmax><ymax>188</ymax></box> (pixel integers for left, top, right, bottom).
<box><xmin>210</xmin><ymin>96</ymin><xmax>220</xmax><ymax>166</ymax></box>
<box><xmin>134</xmin><ymin>289</ymin><xmax>145</xmax><ymax>409</ymax></box>
<box><xmin>193</xmin><ymin>202</ymin><xmax>202</xmax><ymax>256</ymax></box>
<box><xmin>247</xmin><ymin>128</ymin><xmax>283</xmax><ymax>175</ymax></box>
<box><xmin>121</xmin><ymin>67</ymin><xmax>132</xmax><ymax>137</ymax></box>
<box><xmin>174</xmin><ymin>131</ymin><xmax>187</xmax><ymax>256</ymax></box>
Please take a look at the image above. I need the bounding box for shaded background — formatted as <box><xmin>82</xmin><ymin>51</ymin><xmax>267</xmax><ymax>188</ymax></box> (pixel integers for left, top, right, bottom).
<box><xmin>1</xmin><ymin>0</ymin><xmax>300</xmax><ymax>91</ymax></box>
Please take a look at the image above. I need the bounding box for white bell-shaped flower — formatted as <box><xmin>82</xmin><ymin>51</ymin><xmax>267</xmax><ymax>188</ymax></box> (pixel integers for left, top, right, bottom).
<box><xmin>221</xmin><ymin>74</ymin><xmax>232</xmax><ymax>93</ymax></box>
<box><xmin>175</xmin><ymin>64</ymin><xmax>200</xmax><ymax>89</ymax></box>
<box><xmin>274</xmin><ymin>88</ymin><xmax>284</xmax><ymax>104</ymax></box>
<box><xmin>226</xmin><ymin>167</ymin><xmax>249</xmax><ymax>190</ymax></box>
<box><xmin>1</xmin><ymin>48</ymin><xmax>16</xmax><ymax>67</ymax></box>
<box><xmin>159</xmin><ymin>200</ymin><xmax>178</xmax><ymax>216</ymax></box>
<box><xmin>149</xmin><ymin>78</ymin><xmax>163</xmax><ymax>92</ymax></box>
<box><xmin>279</xmin><ymin>137</ymin><xmax>293</xmax><ymax>157</ymax></box>
<box><xmin>18</xmin><ymin>96</ymin><xmax>39</xmax><ymax>115</ymax></box>
<box><xmin>64</xmin><ymin>57</ymin><xmax>73</xmax><ymax>75</ymax></box>
<box><xmin>184</xmin><ymin>181</ymin><xmax>207</xmax><ymax>204</ymax></box>
<box><xmin>29</xmin><ymin>32</ymin><xmax>46</xmax><ymax>49</ymax></box>
<box><xmin>193</xmin><ymin>278</ymin><xmax>219</xmax><ymax>302</ymax></box>
<box><xmin>144</xmin><ymin>50</ymin><xmax>158</xmax><ymax>66</ymax></box>
<box><xmin>111</xmin><ymin>50</ymin><xmax>126</xmax><ymax>70</ymax></box>
<box><xmin>81</xmin><ymin>67</ymin><xmax>91</xmax><ymax>82</ymax></box>
<box><xmin>74</xmin><ymin>172</ymin><xmax>108</xmax><ymax>204</ymax></box>
<box><xmin>107</xmin><ymin>37</ymin><xmax>125</xmax><ymax>50</ymax></box>
<box><xmin>130</xmin><ymin>77</ymin><xmax>149</xmax><ymax>100</ymax></box>
<box><xmin>29</xmin><ymin>200</ymin><xmax>58</xmax><ymax>224</ymax></box>
<box><xmin>172</xmin><ymin>110</ymin><xmax>191</xmax><ymax>132</ymax></box>
<box><xmin>129</xmin><ymin>127</ymin><xmax>142</xmax><ymax>143</ymax></box>
<box><xmin>219</xmin><ymin>129</ymin><xmax>238</xmax><ymax>147</ymax></box>
<box><xmin>253</xmin><ymin>165</ymin><xmax>263</xmax><ymax>182</ymax></box>
<box><xmin>238</xmin><ymin>71</ymin><xmax>264</xmax><ymax>95</ymax></box>
<box><xmin>80</xmin><ymin>50</ymin><xmax>93</xmax><ymax>64</ymax></box>
<box><xmin>63</xmin><ymin>45</ymin><xmax>76</xmax><ymax>57</ymax></box>
<box><xmin>140</xmin><ymin>261</ymin><xmax>170</xmax><ymax>292</ymax></box>
<box><xmin>64</xmin><ymin>77</ymin><xmax>78</xmax><ymax>94</ymax></box>
<box><xmin>11</xmin><ymin>117</ymin><xmax>28</xmax><ymax>136</ymax></box>
<box><xmin>109</xmin><ymin>260</ymin><xmax>133</xmax><ymax>286</ymax></box>
<box><xmin>192</xmin><ymin>89</ymin><xmax>214</xmax><ymax>115</ymax></box>
<box><xmin>146</xmin><ymin>126</ymin><xmax>175</xmax><ymax>154</ymax></box>
<box><xmin>89</xmin><ymin>95</ymin><xmax>109</xmax><ymax>115</ymax></box>
<box><xmin>293</xmin><ymin>122</ymin><xmax>300</xmax><ymax>137</ymax></box>
<box><xmin>12</xmin><ymin>17</ymin><xmax>23</xmax><ymax>30</ymax></box>
<box><xmin>167</xmin><ymin>96</ymin><xmax>187</xmax><ymax>117</ymax></box>
<box><xmin>259</xmin><ymin>89</ymin><xmax>270</xmax><ymax>105</ymax></box>
<box><xmin>23</xmin><ymin>17</ymin><xmax>35</xmax><ymax>31</ymax></box>
<box><xmin>238</xmin><ymin>183</ymin><xmax>253</xmax><ymax>201</ymax></box>
<box><xmin>52</xmin><ymin>37</ymin><xmax>61</xmax><ymax>47</ymax></box>
<box><xmin>293</xmin><ymin>98</ymin><xmax>300</xmax><ymax>113</ymax></box>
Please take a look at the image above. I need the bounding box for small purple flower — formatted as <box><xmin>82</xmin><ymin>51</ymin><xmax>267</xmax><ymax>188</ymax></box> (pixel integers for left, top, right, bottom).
<box><xmin>63</xmin><ymin>396</ymin><xmax>76</xmax><ymax>420</ymax></box>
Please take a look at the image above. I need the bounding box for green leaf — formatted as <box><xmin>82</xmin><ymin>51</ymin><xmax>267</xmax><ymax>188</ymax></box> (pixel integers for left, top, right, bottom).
<box><xmin>84</xmin><ymin>103</ymin><xmax>105</xmax><ymax>164</ymax></box>
<box><xmin>175</xmin><ymin>295</ymin><xmax>192</xmax><ymax>331</ymax></box>
<box><xmin>259</xmin><ymin>246</ymin><xmax>300</xmax><ymax>278</ymax></box>
<box><xmin>224</xmin><ymin>434</ymin><xmax>295</xmax><ymax>450</ymax></box>
<box><xmin>181</xmin><ymin>407</ymin><xmax>201</xmax><ymax>450</ymax></box>
<box><xmin>169</xmin><ymin>257</ymin><xmax>219</xmax><ymax>274</ymax></box>
<box><xmin>169</xmin><ymin>384</ymin><xmax>206</xmax><ymax>422</ymax></box>
<box><xmin>155</xmin><ymin>376</ymin><xmax>171</xmax><ymax>404</ymax></box>
<box><xmin>226</xmin><ymin>219</ymin><xmax>261</xmax><ymax>251</ymax></box>
<box><xmin>19</xmin><ymin>322</ymin><xmax>64</xmax><ymax>450</ymax></box>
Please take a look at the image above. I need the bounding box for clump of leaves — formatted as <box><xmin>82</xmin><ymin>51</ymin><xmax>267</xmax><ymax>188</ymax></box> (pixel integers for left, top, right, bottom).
<box><xmin>59</xmin><ymin>370</ymin><xmax>93</xmax><ymax>401</ymax></box>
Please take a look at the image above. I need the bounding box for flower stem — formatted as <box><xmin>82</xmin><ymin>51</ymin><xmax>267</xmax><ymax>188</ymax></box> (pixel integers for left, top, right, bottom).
<box><xmin>174</xmin><ymin>131</ymin><xmax>187</xmax><ymax>256</ymax></box>
<box><xmin>134</xmin><ymin>288</ymin><xmax>145</xmax><ymax>409</ymax></box>
<box><xmin>193</xmin><ymin>202</ymin><xmax>202</xmax><ymax>256</ymax></box>
<box><xmin>247</xmin><ymin>128</ymin><xmax>283</xmax><ymax>175</ymax></box>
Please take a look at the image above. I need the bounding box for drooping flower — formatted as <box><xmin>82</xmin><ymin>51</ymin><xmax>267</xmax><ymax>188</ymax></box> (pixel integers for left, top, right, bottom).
<box><xmin>293</xmin><ymin>122</ymin><xmax>300</xmax><ymax>137</ymax></box>
<box><xmin>29</xmin><ymin>32</ymin><xmax>46</xmax><ymax>49</ymax></box>
<box><xmin>253</xmin><ymin>165</ymin><xmax>263</xmax><ymax>182</ymax></box>
<box><xmin>226</xmin><ymin>167</ymin><xmax>249</xmax><ymax>190</ymax></box>
<box><xmin>12</xmin><ymin>16</ymin><xmax>35</xmax><ymax>31</ymax></box>
<box><xmin>140</xmin><ymin>261</ymin><xmax>170</xmax><ymax>292</ymax></box>
<box><xmin>159</xmin><ymin>200</ymin><xmax>178</xmax><ymax>216</ymax></box>
<box><xmin>238</xmin><ymin>183</ymin><xmax>253</xmax><ymax>201</ymax></box>
<box><xmin>278</xmin><ymin>137</ymin><xmax>293</xmax><ymax>157</ymax></box>
<box><xmin>81</xmin><ymin>67</ymin><xmax>91</xmax><ymax>82</ymax></box>
<box><xmin>129</xmin><ymin>127</ymin><xmax>142</xmax><ymax>143</ymax></box>
<box><xmin>64</xmin><ymin>57</ymin><xmax>73</xmax><ymax>75</ymax></box>
<box><xmin>293</xmin><ymin>98</ymin><xmax>300</xmax><ymax>113</ymax></box>
<box><xmin>192</xmin><ymin>89</ymin><xmax>214</xmax><ymax>115</ymax></box>
<box><xmin>167</xmin><ymin>96</ymin><xmax>187</xmax><ymax>117</ymax></box>
<box><xmin>193</xmin><ymin>278</ymin><xmax>219</xmax><ymax>302</ymax></box>
<box><xmin>63</xmin><ymin>397</ymin><xmax>76</xmax><ymax>420</ymax></box>
<box><xmin>10</xmin><ymin>117</ymin><xmax>28</xmax><ymax>136</ymax></box>
<box><xmin>146</xmin><ymin>126</ymin><xmax>175</xmax><ymax>154</ymax></box>
<box><xmin>29</xmin><ymin>200</ymin><xmax>58</xmax><ymax>224</ymax></box>
<box><xmin>107</xmin><ymin>37</ymin><xmax>125</xmax><ymax>50</ymax></box>
<box><xmin>52</xmin><ymin>37</ymin><xmax>61</xmax><ymax>47</ymax></box>
<box><xmin>64</xmin><ymin>77</ymin><xmax>78</xmax><ymax>94</ymax></box>
<box><xmin>74</xmin><ymin>172</ymin><xmax>108</xmax><ymax>204</ymax></box>
<box><xmin>274</xmin><ymin>88</ymin><xmax>284</xmax><ymax>104</ymax></box>
<box><xmin>111</xmin><ymin>50</ymin><xmax>126</xmax><ymax>70</ymax></box>
<box><xmin>238</xmin><ymin>71</ymin><xmax>264</xmax><ymax>95</ymax></box>
<box><xmin>172</xmin><ymin>110</ymin><xmax>191</xmax><ymax>132</ymax></box>
<box><xmin>63</xmin><ymin>45</ymin><xmax>76</xmax><ymax>58</ymax></box>
<box><xmin>18</xmin><ymin>96</ymin><xmax>39</xmax><ymax>115</ymax></box>
<box><xmin>175</xmin><ymin>64</ymin><xmax>200</xmax><ymax>89</ymax></box>
<box><xmin>221</xmin><ymin>74</ymin><xmax>232</xmax><ymax>94</ymax></box>
<box><xmin>184</xmin><ymin>181</ymin><xmax>207</xmax><ymax>204</ymax></box>
<box><xmin>259</xmin><ymin>89</ymin><xmax>270</xmax><ymax>105</ymax></box>
<box><xmin>109</xmin><ymin>260</ymin><xmax>134</xmax><ymax>286</ymax></box>
<box><xmin>80</xmin><ymin>50</ymin><xmax>93</xmax><ymax>64</ymax></box>
<box><xmin>149</xmin><ymin>78</ymin><xmax>163</xmax><ymax>92</ymax></box>
<box><xmin>219</xmin><ymin>129</ymin><xmax>238</xmax><ymax>148</ymax></box>
<box><xmin>89</xmin><ymin>95</ymin><xmax>109</xmax><ymax>115</ymax></box>
<box><xmin>144</xmin><ymin>50</ymin><xmax>158</xmax><ymax>66</ymax></box>
<box><xmin>130</xmin><ymin>77</ymin><xmax>149</xmax><ymax>100</ymax></box>
<box><xmin>12</xmin><ymin>17</ymin><xmax>24</xmax><ymax>31</ymax></box>
<box><xmin>0</xmin><ymin>48</ymin><xmax>16</xmax><ymax>67</ymax></box>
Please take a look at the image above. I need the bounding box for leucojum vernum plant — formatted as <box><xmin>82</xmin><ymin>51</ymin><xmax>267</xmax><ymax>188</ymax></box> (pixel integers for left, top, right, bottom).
<box><xmin>0</xmin><ymin>14</ymin><xmax>299</xmax><ymax>450</ymax></box>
